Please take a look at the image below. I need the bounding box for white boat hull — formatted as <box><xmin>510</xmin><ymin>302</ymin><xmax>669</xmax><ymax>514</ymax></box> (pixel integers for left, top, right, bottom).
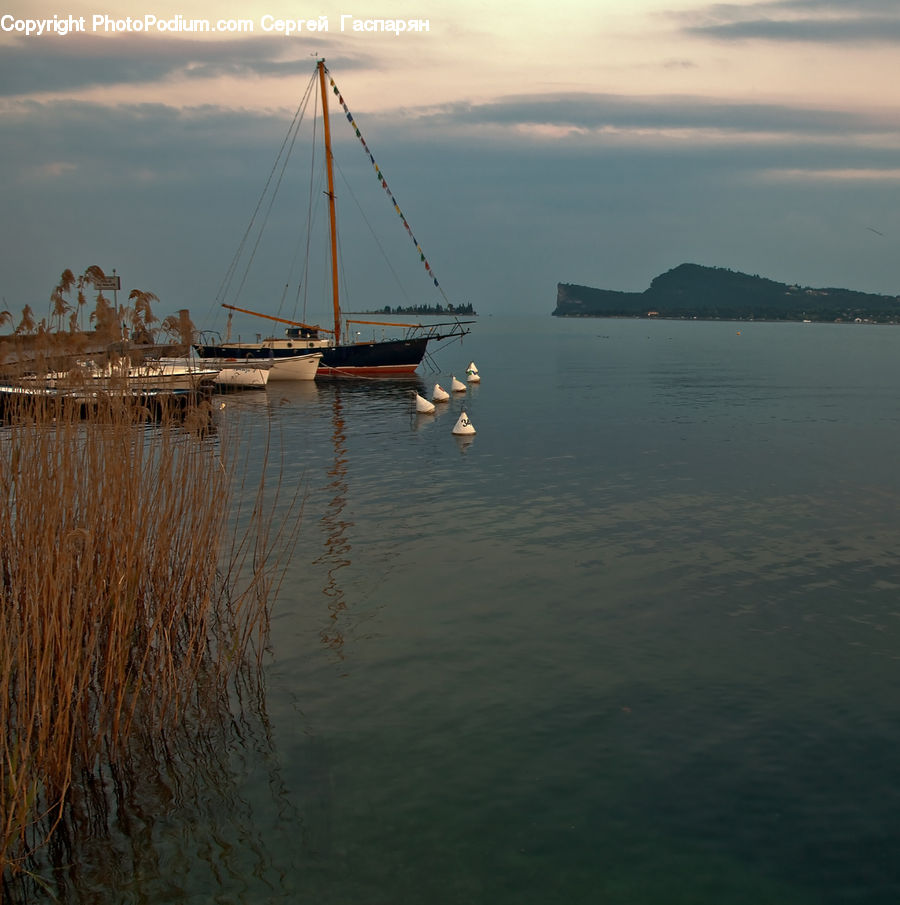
<box><xmin>194</xmin><ymin>343</ymin><xmax>324</xmax><ymax>379</ymax></box>
<box><xmin>267</xmin><ymin>352</ymin><xmax>322</xmax><ymax>381</ymax></box>
<box><xmin>214</xmin><ymin>366</ymin><xmax>270</xmax><ymax>388</ymax></box>
<box><xmin>162</xmin><ymin>356</ymin><xmax>275</xmax><ymax>387</ymax></box>
<box><xmin>33</xmin><ymin>359</ymin><xmax>218</xmax><ymax>392</ymax></box>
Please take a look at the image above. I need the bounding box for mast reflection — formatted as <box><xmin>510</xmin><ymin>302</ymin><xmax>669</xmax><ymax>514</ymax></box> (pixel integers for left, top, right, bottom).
<box><xmin>313</xmin><ymin>390</ymin><xmax>352</xmax><ymax>655</ymax></box>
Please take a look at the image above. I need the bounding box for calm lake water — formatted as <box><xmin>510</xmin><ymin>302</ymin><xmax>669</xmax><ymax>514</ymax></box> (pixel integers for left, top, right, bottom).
<box><xmin>81</xmin><ymin>316</ymin><xmax>900</xmax><ymax>903</ymax></box>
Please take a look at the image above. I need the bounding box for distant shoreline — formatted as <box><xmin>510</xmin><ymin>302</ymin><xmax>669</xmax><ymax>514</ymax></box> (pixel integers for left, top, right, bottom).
<box><xmin>555</xmin><ymin>314</ymin><xmax>896</xmax><ymax>325</ymax></box>
<box><xmin>554</xmin><ymin>263</ymin><xmax>900</xmax><ymax>324</ymax></box>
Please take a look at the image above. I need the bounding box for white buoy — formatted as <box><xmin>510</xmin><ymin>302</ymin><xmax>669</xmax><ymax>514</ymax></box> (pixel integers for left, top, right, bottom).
<box><xmin>452</xmin><ymin>411</ymin><xmax>476</xmax><ymax>435</ymax></box>
<box><xmin>466</xmin><ymin>361</ymin><xmax>480</xmax><ymax>383</ymax></box>
<box><xmin>415</xmin><ymin>392</ymin><xmax>435</xmax><ymax>414</ymax></box>
<box><xmin>432</xmin><ymin>383</ymin><xmax>450</xmax><ymax>402</ymax></box>
<box><xmin>451</xmin><ymin>375</ymin><xmax>467</xmax><ymax>393</ymax></box>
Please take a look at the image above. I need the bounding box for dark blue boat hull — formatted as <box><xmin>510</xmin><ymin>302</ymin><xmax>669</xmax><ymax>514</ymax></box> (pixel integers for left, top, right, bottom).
<box><xmin>193</xmin><ymin>336</ymin><xmax>429</xmax><ymax>377</ymax></box>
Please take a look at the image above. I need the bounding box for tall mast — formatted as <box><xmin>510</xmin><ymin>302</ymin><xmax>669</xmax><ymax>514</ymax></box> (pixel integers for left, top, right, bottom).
<box><xmin>317</xmin><ymin>60</ymin><xmax>342</xmax><ymax>345</ymax></box>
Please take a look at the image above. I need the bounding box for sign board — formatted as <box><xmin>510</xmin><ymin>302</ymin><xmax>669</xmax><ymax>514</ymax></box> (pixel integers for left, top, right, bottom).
<box><xmin>94</xmin><ymin>276</ymin><xmax>121</xmax><ymax>291</ymax></box>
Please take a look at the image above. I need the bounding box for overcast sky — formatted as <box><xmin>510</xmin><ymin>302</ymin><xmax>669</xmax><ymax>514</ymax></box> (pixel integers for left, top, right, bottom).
<box><xmin>2</xmin><ymin>0</ymin><xmax>899</xmax><ymax>330</ymax></box>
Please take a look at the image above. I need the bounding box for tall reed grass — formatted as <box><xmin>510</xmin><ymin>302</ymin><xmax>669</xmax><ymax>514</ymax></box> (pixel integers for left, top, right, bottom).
<box><xmin>0</xmin><ymin>387</ymin><xmax>299</xmax><ymax>899</ymax></box>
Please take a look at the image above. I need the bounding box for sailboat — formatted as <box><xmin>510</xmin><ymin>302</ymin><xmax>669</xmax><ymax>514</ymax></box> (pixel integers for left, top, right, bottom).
<box><xmin>194</xmin><ymin>59</ymin><xmax>472</xmax><ymax>378</ymax></box>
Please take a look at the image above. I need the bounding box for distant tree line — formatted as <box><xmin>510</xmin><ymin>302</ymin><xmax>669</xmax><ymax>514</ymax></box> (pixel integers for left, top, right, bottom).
<box><xmin>377</xmin><ymin>302</ymin><xmax>476</xmax><ymax>316</ymax></box>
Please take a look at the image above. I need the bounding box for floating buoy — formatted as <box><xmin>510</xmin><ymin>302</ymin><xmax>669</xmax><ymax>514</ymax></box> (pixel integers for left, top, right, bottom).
<box><xmin>452</xmin><ymin>411</ymin><xmax>476</xmax><ymax>435</ymax></box>
<box><xmin>414</xmin><ymin>392</ymin><xmax>435</xmax><ymax>414</ymax></box>
<box><xmin>466</xmin><ymin>361</ymin><xmax>480</xmax><ymax>383</ymax></box>
<box><xmin>432</xmin><ymin>383</ymin><xmax>450</xmax><ymax>402</ymax></box>
<box><xmin>451</xmin><ymin>375</ymin><xmax>466</xmax><ymax>393</ymax></box>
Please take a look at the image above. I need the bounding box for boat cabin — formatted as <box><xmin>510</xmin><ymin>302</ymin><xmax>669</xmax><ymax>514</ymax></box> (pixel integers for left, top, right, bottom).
<box><xmin>285</xmin><ymin>326</ymin><xmax>321</xmax><ymax>341</ymax></box>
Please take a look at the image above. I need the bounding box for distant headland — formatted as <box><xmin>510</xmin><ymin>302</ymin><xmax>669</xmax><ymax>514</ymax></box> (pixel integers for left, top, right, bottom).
<box><xmin>554</xmin><ymin>264</ymin><xmax>900</xmax><ymax>324</ymax></box>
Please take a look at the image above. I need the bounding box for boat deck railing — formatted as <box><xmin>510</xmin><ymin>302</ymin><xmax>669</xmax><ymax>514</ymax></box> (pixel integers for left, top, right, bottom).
<box><xmin>397</xmin><ymin>320</ymin><xmax>475</xmax><ymax>341</ymax></box>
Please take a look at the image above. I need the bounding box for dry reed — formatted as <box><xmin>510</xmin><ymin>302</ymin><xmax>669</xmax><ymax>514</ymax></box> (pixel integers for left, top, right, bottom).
<box><xmin>0</xmin><ymin>386</ymin><xmax>298</xmax><ymax>898</ymax></box>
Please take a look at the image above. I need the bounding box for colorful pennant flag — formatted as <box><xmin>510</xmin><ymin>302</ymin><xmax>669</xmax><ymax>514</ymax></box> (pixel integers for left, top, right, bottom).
<box><xmin>328</xmin><ymin>72</ymin><xmax>446</xmax><ymax>294</ymax></box>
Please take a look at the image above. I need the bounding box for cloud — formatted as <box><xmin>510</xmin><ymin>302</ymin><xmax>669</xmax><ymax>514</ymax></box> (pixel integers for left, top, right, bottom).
<box><xmin>1</xmin><ymin>35</ymin><xmax>899</xmax><ymax>317</ymax></box>
<box><xmin>762</xmin><ymin>167</ymin><xmax>900</xmax><ymax>181</ymax></box>
<box><xmin>0</xmin><ymin>35</ymin><xmax>374</xmax><ymax>97</ymax></box>
<box><xmin>24</xmin><ymin>160</ymin><xmax>79</xmax><ymax>180</ymax></box>
<box><xmin>691</xmin><ymin>17</ymin><xmax>900</xmax><ymax>43</ymax></box>
<box><xmin>404</xmin><ymin>92</ymin><xmax>900</xmax><ymax>148</ymax></box>
<box><xmin>680</xmin><ymin>0</ymin><xmax>900</xmax><ymax>44</ymax></box>
<box><xmin>0</xmin><ymin>97</ymin><xmax>284</xmax><ymax>193</ymax></box>
<box><xmin>4</xmin><ymin>87</ymin><xmax>898</xmax><ymax>205</ymax></box>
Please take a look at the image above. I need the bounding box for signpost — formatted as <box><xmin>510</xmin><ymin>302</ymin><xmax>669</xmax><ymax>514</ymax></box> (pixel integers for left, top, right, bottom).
<box><xmin>94</xmin><ymin>270</ymin><xmax>121</xmax><ymax>321</ymax></box>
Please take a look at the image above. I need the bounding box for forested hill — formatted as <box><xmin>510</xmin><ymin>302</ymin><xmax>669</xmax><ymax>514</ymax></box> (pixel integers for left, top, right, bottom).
<box><xmin>554</xmin><ymin>263</ymin><xmax>900</xmax><ymax>323</ymax></box>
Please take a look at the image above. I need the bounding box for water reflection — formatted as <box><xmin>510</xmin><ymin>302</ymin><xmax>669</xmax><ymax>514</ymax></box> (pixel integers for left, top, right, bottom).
<box><xmin>313</xmin><ymin>391</ymin><xmax>352</xmax><ymax>657</ymax></box>
<box><xmin>21</xmin><ymin>665</ymin><xmax>295</xmax><ymax>904</ymax></box>
<box><xmin>454</xmin><ymin>434</ymin><xmax>475</xmax><ymax>454</ymax></box>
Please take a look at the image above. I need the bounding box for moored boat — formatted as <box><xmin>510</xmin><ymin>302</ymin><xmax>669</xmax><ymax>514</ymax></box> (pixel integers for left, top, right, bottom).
<box><xmin>0</xmin><ymin>380</ymin><xmax>213</xmax><ymax>423</ymax></box>
<box><xmin>26</xmin><ymin>357</ymin><xmax>218</xmax><ymax>392</ymax></box>
<box><xmin>194</xmin><ymin>59</ymin><xmax>472</xmax><ymax>378</ymax></box>
<box><xmin>195</xmin><ymin>314</ymin><xmax>456</xmax><ymax>378</ymax></box>
<box><xmin>200</xmin><ymin>349</ymin><xmax>321</xmax><ymax>382</ymax></box>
